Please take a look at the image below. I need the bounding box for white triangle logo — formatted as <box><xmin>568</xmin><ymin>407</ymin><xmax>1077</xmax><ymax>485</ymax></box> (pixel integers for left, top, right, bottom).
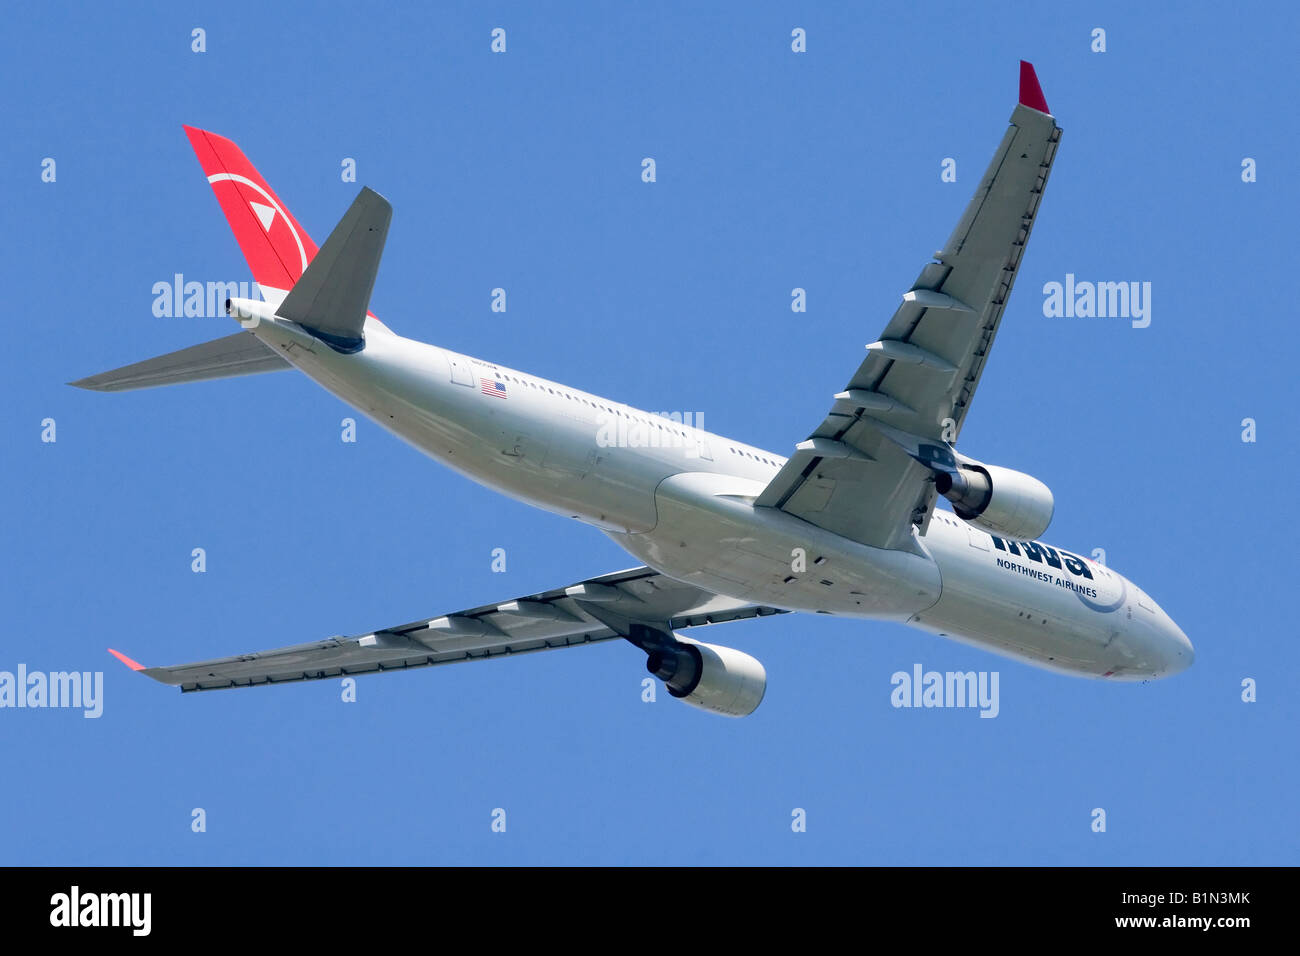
<box><xmin>250</xmin><ymin>202</ymin><xmax>276</xmax><ymax>231</ymax></box>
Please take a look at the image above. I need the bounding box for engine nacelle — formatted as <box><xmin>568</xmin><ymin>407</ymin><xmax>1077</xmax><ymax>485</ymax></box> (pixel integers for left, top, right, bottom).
<box><xmin>934</xmin><ymin>464</ymin><xmax>1054</xmax><ymax>540</ymax></box>
<box><xmin>645</xmin><ymin>638</ymin><xmax>767</xmax><ymax>717</ymax></box>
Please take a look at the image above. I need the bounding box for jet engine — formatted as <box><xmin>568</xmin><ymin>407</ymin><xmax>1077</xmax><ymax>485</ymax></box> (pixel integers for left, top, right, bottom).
<box><xmin>645</xmin><ymin>637</ymin><xmax>767</xmax><ymax>717</ymax></box>
<box><xmin>934</xmin><ymin>464</ymin><xmax>1054</xmax><ymax>540</ymax></box>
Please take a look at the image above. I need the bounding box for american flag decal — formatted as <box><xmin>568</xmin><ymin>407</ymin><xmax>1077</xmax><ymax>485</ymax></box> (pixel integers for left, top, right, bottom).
<box><xmin>480</xmin><ymin>377</ymin><xmax>507</xmax><ymax>399</ymax></box>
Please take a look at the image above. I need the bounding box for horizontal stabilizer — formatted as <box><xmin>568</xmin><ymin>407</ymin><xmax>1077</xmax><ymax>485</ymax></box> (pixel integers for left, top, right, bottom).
<box><xmin>69</xmin><ymin>331</ymin><xmax>289</xmax><ymax>392</ymax></box>
<box><xmin>276</xmin><ymin>186</ymin><xmax>391</xmax><ymax>352</ymax></box>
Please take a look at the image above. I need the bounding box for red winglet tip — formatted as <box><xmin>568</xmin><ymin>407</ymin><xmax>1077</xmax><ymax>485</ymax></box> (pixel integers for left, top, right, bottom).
<box><xmin>1018</xmin><ymin>60</ymin><xmax>1050</xmax><ymax>114</ymax></box>
<box><xmin>108</xmin><ymin>648</ymin><xmax>146</xmax><ymax>672</ymax></box>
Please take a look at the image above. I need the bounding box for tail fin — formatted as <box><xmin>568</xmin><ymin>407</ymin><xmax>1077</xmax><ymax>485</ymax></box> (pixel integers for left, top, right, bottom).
<box><xmin>183</xmin><ymin>126</ymin><xmax>320</xmax><ymax>307</ymax></box>
<box><xmin>185</xmin><ymin>126</ymin><xmax>391</xmax><ymax>334</ymax></box>
<box><xmin>71</xmin><ymin>129</ymin><xmax>394</xmax><ymax>393</ymax></box>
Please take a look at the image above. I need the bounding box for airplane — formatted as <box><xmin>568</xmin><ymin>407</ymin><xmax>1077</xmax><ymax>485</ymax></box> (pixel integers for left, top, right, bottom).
<box><xmin>80</xmin><ymin>62</ymin><xmax>1192</xmax><ymax>717</ymax></box>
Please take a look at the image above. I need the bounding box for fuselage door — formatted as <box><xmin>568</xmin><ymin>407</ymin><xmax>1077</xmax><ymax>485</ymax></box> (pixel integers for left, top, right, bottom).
<box><xmin>448</xmin><ymin>353</ymin><xmax>473</xmax><ymax>387</ymax></box>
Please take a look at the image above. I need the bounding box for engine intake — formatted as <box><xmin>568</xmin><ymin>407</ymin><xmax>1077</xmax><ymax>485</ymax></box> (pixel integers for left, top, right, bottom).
<box><xmin>935</xmin><ymin>464</ymin><xmax>1054</xmax><ymax>540</ymax></box>
<box><xmin>646</xmin><ymin>638</ymin><xmax>767</xmax><ymax>717</ymax></box>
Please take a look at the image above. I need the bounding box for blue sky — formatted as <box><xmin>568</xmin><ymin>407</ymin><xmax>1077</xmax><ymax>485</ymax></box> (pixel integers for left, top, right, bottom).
<box><xmin>2</xmin><ymin>1</ymin><xmax>1295</xmax><ymax>865</ymax></box>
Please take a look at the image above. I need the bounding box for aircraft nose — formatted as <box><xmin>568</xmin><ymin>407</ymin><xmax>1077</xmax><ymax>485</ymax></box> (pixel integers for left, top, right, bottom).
<box><xmin>1162</xmin><ymin>618</ymin><xmax>1194</xmax><ymax>675</ymax></box>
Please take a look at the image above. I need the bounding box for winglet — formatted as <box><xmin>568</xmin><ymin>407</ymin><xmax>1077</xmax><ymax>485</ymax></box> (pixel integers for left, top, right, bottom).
<box><xmin>108</xmin><ymin>648</ymin><xmax>146</xmax><ymax>672</ymax></box>
<box><xmin>1018</xmin><ymin>60</ymin><xmax>1050</xmax><ymax>115</ymax></box>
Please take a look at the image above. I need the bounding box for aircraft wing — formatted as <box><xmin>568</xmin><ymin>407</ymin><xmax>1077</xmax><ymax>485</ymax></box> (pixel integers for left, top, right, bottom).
<box><xmin>754</xmin><ymin>61</ymin><xmax>1061</xmax><ymax>553</ymax></box>
<box><xmin>110</xmin><ymin>567</ymin><xmax>786</xmax><ymax>692</ymax></box>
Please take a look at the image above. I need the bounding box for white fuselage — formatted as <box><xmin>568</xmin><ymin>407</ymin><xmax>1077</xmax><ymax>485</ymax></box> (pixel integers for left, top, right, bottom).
<box><xmin>249</xmin><ymin>313</ymin><xmax>1193</xmax><ymax>682</ymax></box>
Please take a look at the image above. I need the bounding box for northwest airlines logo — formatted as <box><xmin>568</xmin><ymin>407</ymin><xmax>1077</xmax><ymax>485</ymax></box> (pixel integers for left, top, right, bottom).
<box><xmin>990</xmin><ymin>536</ymin><xmax>1093</xmax><ymax>577</ymax></box>
<box><xmin>248</xmin><ymin>200</ymin><xmax>276</xmax><ymax>231</ymax></box>
<box><xmin>990</xmin><ymin>536</ymin><xmax>1126</xmax><ymax>611</ymax></box>
<box><xmin>206</xmin><ymin>171</ymin><xmax>310</xmax><ymax>272</ymax></box>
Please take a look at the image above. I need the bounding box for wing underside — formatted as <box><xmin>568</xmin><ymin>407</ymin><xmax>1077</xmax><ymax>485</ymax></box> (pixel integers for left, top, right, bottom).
<box><xmin>119</xmin><ymin>567</ymin><xmax>786</xmax><ymax>692</ymax></box>
<box><xmin>755</xmin><ymin>64</ymin><xmax>1061</xmax><ymax>552</ymax></box>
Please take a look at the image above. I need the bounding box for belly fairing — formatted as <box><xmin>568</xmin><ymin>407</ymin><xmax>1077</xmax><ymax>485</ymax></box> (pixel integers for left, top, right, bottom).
<box><xmin>608</xmin><ymin>472</ymin><xmax>941</xmax><ymax>618</ymax></box>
